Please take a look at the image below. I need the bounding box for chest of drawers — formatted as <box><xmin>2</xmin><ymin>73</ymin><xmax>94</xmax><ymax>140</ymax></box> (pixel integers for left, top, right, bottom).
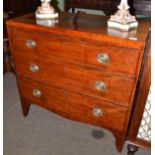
<box><xmin>6</xmin><ymin>13</ymin><xmax>150</xmax><ymax>152</ymax></box>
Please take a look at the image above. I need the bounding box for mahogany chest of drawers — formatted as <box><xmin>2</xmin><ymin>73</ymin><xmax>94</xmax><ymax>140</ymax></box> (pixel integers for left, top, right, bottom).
<box><xmin>6</xmin><ymin>13</ymin><xmax>150</xmax><ymax>152</ymax></box>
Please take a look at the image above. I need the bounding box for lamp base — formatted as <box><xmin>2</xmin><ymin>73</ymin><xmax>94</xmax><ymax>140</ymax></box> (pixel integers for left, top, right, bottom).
<box><xmin>108</xmin><ymin>20</ymin><xmax>138</xmax><ymax>31</ymax></box>
<box><xmin>107</xmin><ymin>28</ymin><xmax>137</xmax><ymax>39</ymax></box>
<box><xmin>108</xmin><ymin>9</ymin><xmax>138</xmax><ymax>31</ymax></box>
<box><xmin>36</xmin><ymin>18</ymin><xmax>59</xmax><ymax>27</ymax></box>
<box><xmin>35</xmin><ymin>11</ymin><xmax>58</xmax><ymax>19</ymax></box>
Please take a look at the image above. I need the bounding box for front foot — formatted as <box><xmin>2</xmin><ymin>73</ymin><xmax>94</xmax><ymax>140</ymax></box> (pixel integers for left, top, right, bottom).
<box><xmin>20</xmin><ymin>98</ymin><xmax>31</xmax><ymax>117</ymax></box>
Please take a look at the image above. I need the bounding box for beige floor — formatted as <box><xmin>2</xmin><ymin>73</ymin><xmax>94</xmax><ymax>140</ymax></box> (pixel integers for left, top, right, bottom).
<box><xmin>3</xmin><ymin>73</ymin><xmax>151</xmax><ymax>155</ymax></box>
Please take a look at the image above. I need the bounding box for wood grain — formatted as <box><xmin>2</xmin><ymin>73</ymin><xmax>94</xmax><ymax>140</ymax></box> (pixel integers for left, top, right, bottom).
<box><xmin>13</xmin><ymin>52</ymin><xmax>134</xmax><ymax>107</ymax></box>
<box><xmin>17</xmin><ymin>75</ymin><xmax>127</xmax><ymax>132</ymax></box>
<box><xmin>6</xmin><ymin>13</ymin><xmax>150</xmax><ymax>48</ymax></box>
<box><xmin>12</xmin><ymin>30</ymin><xmax>139</xmax><ymax>77</ymax></box>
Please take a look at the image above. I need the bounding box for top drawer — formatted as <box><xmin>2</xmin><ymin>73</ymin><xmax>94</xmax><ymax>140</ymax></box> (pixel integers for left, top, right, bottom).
<box><xmin>11</xmin><ymin>30</ymin><xmax>139</xmax><ymax>77</ymax></box>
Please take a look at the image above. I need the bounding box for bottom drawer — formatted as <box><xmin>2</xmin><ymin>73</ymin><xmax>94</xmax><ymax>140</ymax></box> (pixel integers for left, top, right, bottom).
<box><xmin>17</xmin><ymin>75</ymin><xmax>127</xmax><ymax>132</ymax></box>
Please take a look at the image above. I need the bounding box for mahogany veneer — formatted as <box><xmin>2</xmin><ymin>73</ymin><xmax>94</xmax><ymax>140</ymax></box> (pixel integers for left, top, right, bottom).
<box><xmin>17</xmin><ymin>75</ymin><xmax>127</xmax><ymax>132</ymax></box>
<box><xmin>6</xmin><ymin>13</ymin><xmax>150</xmax><ymax>152</ymax></box>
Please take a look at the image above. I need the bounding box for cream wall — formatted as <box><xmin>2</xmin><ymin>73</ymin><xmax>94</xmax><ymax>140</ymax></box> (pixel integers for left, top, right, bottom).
<box><xmin>58</xmin><ymin>0</ymin><xmax>64</xmax><ymax>11</ymax></box>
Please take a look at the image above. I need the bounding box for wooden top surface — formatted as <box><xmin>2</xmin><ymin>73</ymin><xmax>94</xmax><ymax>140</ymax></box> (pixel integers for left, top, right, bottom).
<box><xmin>7</xmin><ymin>12</ymin><xmax>150</xmax><ymax>45</ymax></box>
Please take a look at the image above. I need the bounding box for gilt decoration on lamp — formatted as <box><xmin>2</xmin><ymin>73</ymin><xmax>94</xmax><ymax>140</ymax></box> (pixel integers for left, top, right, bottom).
<box><xmin>36</xmin><ymin>0</ymin><xmax>58</xmax><ymax>19</ymax></box>
<box><xmin>108</xmin><ymin>0</ymin><xmax>138</xmax><ymax>31</ymax></box>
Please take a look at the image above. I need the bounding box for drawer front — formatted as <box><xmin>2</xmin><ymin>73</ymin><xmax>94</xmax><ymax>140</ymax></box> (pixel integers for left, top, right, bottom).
<box><xmin>13</xmin><ymin>52</ymin><xmax>134</xmax><ymax>107</ymax></box>
<box><xmin>17</xmin><ymin>75</ymin><xmax>127</xmax><ymax>131</ymax></box>
<box><xmin>12</xmin><ymin>30</ymin><xmax>139</xmax><ymax>76</ymax></box>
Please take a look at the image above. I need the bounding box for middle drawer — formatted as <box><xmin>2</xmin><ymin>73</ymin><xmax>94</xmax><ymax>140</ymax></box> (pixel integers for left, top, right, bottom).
<box><xmin>13</xmin><ymin>52</ymin><xmax>134</xmax><ymax>107</ymax></box>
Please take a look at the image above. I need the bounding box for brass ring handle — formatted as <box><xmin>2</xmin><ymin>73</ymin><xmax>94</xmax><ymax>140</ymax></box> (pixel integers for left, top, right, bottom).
<box><xmin>26</xmin><ymin>39</ymin><xmax>36</xmax><ymax>48</ymax></box>
<box><xmin>32</xmin><ymin>89</ymin><xmax>42</xmax><ymax>97</ymax></box>
<box><xmin>97</xmin><ymin>53</ymin><xmax>110</xmax><ymax>64</ymax></box>
<box><xmin>92</xmin><ymin>108</ymin><xmax>104</xmax><ymax>117</ymax></box>
<box><xmin>29</xmin><ymin>64</ymin><xmax>39</xmax><ymax>73</ymax></box>
<box><xmin>95</xmin><ymin>81</ymin><xmax>106</xmax><ymax>91</ymax></box>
